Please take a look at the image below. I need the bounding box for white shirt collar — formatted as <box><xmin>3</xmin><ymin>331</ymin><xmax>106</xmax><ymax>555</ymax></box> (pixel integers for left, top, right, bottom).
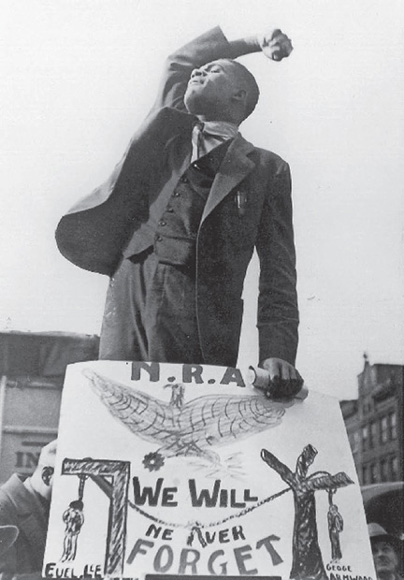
<box><xmin>191</xmin><ymin>121</ymin><xmax>239</xmax><ymax>162</ymax></box>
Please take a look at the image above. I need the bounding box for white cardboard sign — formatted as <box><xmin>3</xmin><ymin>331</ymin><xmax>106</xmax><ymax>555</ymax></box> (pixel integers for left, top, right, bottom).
<box><xmin>43</xmin><ymin>361</ymin><xmax>376</xmax><ymax>580</ymax></box>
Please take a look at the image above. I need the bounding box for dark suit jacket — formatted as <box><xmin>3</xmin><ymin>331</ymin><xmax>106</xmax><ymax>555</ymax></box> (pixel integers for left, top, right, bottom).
<box><xmin>56</xmin><ymin>27</ymin><xmax>299</xmax><ymax>366</ymax></box>
<box><xmin>0</xmin><ymin>475</ymin><xmax>48</xmax><ymax>577</ymax></box>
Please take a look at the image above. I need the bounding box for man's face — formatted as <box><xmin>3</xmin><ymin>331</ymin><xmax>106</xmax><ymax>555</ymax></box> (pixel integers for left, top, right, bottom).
<box><xmin>184</xmin><ymin>59</ymin><xmax>243</xmax><ymax>120</ymax></box>
<box><xmin>372</xmin><ymin>540</ymin><xmax>399</xmax><ymax>577</ymax></box>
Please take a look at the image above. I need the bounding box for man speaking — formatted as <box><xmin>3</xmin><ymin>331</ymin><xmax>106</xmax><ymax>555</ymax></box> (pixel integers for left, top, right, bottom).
<box><xmin>56</xmin><ymin>25</ymin><xmax>302</xmax><ymax>390</ymax></box>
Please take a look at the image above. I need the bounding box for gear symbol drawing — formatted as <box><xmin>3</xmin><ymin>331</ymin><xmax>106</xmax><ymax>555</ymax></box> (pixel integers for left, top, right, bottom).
<box><xmin>143</xmin><ymin>451</ymin><xmax>165</xmax><ymax>471</ymax></box>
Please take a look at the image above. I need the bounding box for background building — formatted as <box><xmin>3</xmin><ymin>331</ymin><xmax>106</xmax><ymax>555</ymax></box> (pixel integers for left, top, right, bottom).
<box><xmin>340</xmin><ymin>355</ymin><xmax>404</xmax><ymax>485</ymax></box>
<box><xmin>0</xmin><ymin>331</ymin><xmax>99</xmax><ymax>483</ymax></box>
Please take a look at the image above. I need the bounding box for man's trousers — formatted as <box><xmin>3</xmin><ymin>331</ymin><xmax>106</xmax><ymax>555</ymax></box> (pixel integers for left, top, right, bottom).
<box><xmin>98</xmin><ymin>250</ymin><xmax>203</xmax><ymax>363</ymax></box>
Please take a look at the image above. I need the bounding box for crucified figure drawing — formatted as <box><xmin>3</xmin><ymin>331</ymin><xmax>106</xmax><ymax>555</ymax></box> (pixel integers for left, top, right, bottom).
<box><xmin>261</xmin><ymin>444</ymin><xmax>353</xmax><ymax>580</ymax></box>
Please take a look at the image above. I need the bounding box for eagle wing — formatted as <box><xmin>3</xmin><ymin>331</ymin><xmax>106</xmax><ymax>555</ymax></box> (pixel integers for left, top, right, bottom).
<box><xmin>83</xmin><ymin>369</ymin><xmax>179</xmax><ymax>445</ymax></box>
<box><xmin>176</xmin><ymin>393</ymin><xmax>286</xmax><ymax>451</ymax></box>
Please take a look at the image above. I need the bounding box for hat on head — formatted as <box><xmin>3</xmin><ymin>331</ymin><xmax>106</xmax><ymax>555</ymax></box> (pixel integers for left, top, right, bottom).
<box><xmin>368</xmin><ymin>522</ymin><xmax>402</xmax><ymax>553</ymax></box>
<box><xmin>0</xmin><ymin>525</ymin><xmax>18</xmax><ymax>557</ymax></box>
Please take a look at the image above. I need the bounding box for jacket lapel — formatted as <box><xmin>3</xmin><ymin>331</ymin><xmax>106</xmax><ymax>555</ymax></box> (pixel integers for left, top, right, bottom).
<box><xmin>201</xmin><ymin>134</ymin><xmax>255</xmax><ymax>223</ymax></box>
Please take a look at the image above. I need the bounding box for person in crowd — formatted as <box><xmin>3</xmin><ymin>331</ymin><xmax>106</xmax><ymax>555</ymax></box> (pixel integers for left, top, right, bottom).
<box><xmin>0</xmin><ymin>440</ymin><xmax>57</xmax><ymax>579</ymax></box>
<box><xmin>368</xmin><ymin>522</ymin><xmax>403</xmax><ymax>580</ymax></box>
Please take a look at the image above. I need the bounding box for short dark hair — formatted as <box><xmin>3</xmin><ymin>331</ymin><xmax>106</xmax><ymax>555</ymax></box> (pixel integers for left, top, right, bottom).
<box><xmin>224</xmin><ymin>59</ymin><xmax>260</xmax><ymax>120</ymax></box>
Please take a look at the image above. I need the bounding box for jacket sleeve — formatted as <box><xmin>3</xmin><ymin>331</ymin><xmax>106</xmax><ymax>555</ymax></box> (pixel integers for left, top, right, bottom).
<box><xmin>0</xmin><ymin>509</ymin><xmax>38</xmax><ymax>580</ymax></box>
<box><xmin>255</xmin><ymin>161</ymin><xmax>299</xmax><ymax>365</ymax></box>
<box><xmin>0</xmin><ymin>484</ymin><xmax>43</xmax><ymax>580</ymax></box>
<box><xmin>153</xmin><ymin>27</ymin><xmax>245</xmax><ymax>110</ymax></box>
<box><xmin>0</xmin><ymin>500</ymin><xmax>18</xmax><ymax>579</ymax></box>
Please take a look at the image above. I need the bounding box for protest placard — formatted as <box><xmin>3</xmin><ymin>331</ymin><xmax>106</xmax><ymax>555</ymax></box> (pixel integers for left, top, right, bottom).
<box><xmin>43</xmin><ymin>361</ymin><xmax>375</xmax><ymax>579</ymax></box>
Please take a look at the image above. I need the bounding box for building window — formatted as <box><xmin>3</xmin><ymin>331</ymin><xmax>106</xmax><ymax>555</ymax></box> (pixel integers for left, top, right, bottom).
<box><xmin>389</xmin><ymin>412</ymin><xmax>397</xmax><ymax>440</ymax></box>
<box><xmin>367</xmin><ymin>398</ymin><xmax>373</xmax><ymax>413</ymax></box>
<box><xmin>380</xmin><ymin>459</ymin><xmax>389</xmax><ymax>482</ymax></box>
<box><xmin>352</xmin><ymin>432</ymin><xmax>360</xmax><ymax>454</ymax></box>
<box><xmin>380</xmin><ymin>417</ymin><xmax>389</xmax><ymax>444</ymax></box>
<box><xmin>362</xmin><ymin>465</ymin><xmax>368</xmax><ymax>485</ymax></box>
<box><xmin>362</xmin><ymin>425</ymin><xmax>368</xmax><ymax>450</ymax></box>
<box><xmin>390</xmin><ymin>456</ymin><xmax>398</xmax><ymax>481</ymax></box>
<box><xmin>369</xmin><ymin>422</ymin><xmax>377</xmax><ymax>449</ymax></box>
<box><xmin>363</xmin><ymin>398</ymin><xmax>373</xmax><ymax>414</ymax></box>
<box><xmin>349</xmin><ymin>432</ymin><xmax>359</xmax><ymax>454</ymax></box>
<box><xmin>370</xmin><ymin>463</ymin><xmax>378</xmax><ymax>483</ymax></box>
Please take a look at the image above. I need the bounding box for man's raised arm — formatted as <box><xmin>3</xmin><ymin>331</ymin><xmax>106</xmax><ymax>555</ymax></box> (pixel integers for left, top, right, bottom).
<box><xmin>153</xmin><ymin>26</ymin><xmax>293</xmax><ymax>110</ymax></box>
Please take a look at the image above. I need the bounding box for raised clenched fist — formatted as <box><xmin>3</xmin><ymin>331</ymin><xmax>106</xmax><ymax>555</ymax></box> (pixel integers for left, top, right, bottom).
<box><xmin>259</xmin><ymin>29</ymin><xmax>293</xmax><ymax>61</ymax></box>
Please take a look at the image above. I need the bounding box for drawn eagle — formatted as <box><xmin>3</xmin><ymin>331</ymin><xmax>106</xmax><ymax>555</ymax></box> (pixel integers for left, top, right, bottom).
<box><xmin>83</xmin><ymin>369</ymin><xmax>291</xmax><ymax>470</ymax></box>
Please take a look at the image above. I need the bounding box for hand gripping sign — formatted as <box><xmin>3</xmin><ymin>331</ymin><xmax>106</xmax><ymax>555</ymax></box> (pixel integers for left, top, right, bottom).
<box><xmin>43</xmin><ymin>361</ymin><xmax>376</xmax><ymax>580</ymax></box>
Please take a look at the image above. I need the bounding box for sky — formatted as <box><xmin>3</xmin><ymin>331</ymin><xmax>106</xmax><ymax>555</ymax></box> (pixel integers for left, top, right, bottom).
<box><xmin>1</xmin><ymin>0</ymin><xmax>403</xmax><ymax>399</ymax></box>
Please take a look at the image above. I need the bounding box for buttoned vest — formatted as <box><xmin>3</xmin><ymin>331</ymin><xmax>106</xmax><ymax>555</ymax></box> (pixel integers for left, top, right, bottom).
<box><xmin>123</xmin><ymin>140</ymin><xmax>232</xmax><ymax>267</ymax></box>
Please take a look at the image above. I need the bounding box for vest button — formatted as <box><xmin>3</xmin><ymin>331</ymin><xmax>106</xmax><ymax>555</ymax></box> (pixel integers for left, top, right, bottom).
<box><xmin>166</xmin><ymin>207</ymin><xmax>174</xmax><ymax>213</ymax></box>
<box><xmin>155</xmin><ymin>234</ymin><xmax>163</xmax><ymax>242</ymax></box>
<box><xmin>159</xmin><ymin>220</ymin><xmax>166</xmax><ymax>226</ymax></box>
<box><xmin>173</xmin><ymin>191</ymin><xmax>181</xmax><ymax>197</ymax></box>
<box><xmin>180</xmin><ymin>175</ymin><xmax>189</xmax><ymax>183</ymax></box>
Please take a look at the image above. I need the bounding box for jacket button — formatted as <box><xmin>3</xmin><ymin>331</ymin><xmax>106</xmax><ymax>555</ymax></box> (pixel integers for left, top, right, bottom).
<box><xmin>155</xmin><ymin>234</ymin><xmax>163</xmax><ymax>242</ymax></box>
<box><xmin>159</xmin><ymin>220</ymin><xmax>166</xmax><ymax>226</ymax></box>
<box><xmin>173</xmin><ymin>191</ymin><xmax>181</xmax><ymax>197</ymax></box>
<box><xmin>166</xmin><ymin>207</ymin><xmax>174</xmax><ymax>213</ymax></box>
<box><xmin>180</xmin><ymin>175</ymin><xmax>189</xmax><ymax>183</ymax></box>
